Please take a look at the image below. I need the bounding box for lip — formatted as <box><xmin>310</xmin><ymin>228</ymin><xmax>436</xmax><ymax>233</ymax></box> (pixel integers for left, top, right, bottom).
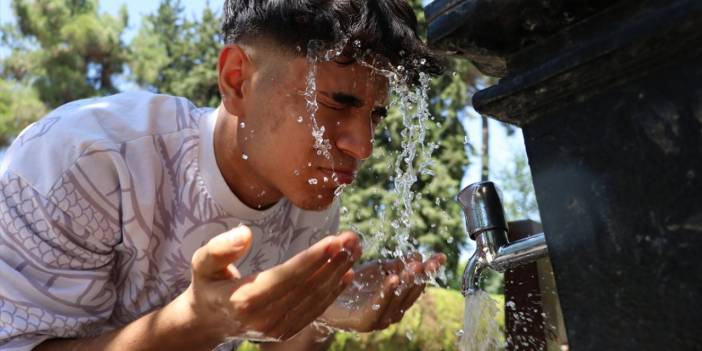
<box><xmin>320</xmin><ymin>168</ymin><xmax>356</xmax><ymax>185</ymax></box>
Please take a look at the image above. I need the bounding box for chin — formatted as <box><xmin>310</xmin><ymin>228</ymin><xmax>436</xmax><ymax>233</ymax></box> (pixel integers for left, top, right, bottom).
<box><xmin>290</xmin><ymin>190</ymin><xmax>336</xmax><ymax>211</ymax></box>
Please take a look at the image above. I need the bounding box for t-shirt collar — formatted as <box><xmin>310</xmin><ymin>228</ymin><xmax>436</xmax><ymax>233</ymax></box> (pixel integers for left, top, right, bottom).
<box><xmin>198</xmin><ymin>107</ymin><xmax>284</xmax><ymax>220</ymax></box>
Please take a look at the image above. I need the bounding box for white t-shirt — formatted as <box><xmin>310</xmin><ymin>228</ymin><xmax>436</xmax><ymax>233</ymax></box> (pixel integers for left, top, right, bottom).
<box><xmin>0</xmin><ymin>92</ymin><xmax>339</xmax><ymax>350</ymax></box>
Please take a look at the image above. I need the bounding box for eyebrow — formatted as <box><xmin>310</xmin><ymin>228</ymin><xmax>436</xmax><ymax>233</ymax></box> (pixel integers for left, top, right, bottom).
<box><xmin>322</xmin><ymin>91</ymin><xmax>365</xmax><ymax>108</ymax></box>
<box><xmin>319</xmin><ymin>91</ymin><xmax>388</xmax><ymax>116</ymax></box>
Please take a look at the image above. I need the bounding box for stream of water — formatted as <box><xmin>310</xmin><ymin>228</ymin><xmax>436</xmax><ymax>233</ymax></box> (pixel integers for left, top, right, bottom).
<box><xmin>459</xmin><ymin>291</ymin><xmax>503</xmax><ymax>351</ymax></box>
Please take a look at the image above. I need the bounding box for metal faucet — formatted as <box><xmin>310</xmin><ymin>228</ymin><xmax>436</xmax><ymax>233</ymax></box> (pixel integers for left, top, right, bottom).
<box><xmin>457</xmin><ymin>181</ymin><xmax>549</xmax><ymax>296</ymax></box>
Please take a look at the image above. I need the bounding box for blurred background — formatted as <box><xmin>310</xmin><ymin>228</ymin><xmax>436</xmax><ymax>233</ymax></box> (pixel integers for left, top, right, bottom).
<box><xmin>0</xmin><ymin>1</ymin><xmax>539</xmax><ymax>349</ymax></box>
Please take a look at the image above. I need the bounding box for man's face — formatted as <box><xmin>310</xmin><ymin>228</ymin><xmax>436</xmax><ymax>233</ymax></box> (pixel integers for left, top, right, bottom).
<box><xmin>238</xmin><ymin>55</ymin><xmax>389</xmax><ymax>210</ymax></box>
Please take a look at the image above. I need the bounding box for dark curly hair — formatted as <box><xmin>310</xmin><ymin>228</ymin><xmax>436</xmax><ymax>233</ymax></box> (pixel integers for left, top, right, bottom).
<box><xmin>222</xmin><ymin>0</ymin><xmax>443</xmax><ymax>81</ymax></box>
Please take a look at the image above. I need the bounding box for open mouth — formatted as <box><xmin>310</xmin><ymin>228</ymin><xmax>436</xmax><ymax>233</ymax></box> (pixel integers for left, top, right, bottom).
<box><xmin>319</xmin><ymin>168</ymin><xmax>356</xmax><ymax>185</ymax></box>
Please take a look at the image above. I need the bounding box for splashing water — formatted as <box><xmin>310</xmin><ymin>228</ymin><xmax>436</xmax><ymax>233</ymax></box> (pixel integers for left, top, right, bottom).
<box><xmin>460</xmin><ymin>291</ymin><xmax>503</xmax><ymax>351</ymax></box>
<box><xmin>389</xmin><ymin>72</ymin><xmax>434</xmax><ymax>259</ymax></box>
<box><xmin>303</xmin><ymin>42</ymin><xmax>441</xmax><ymax>278</ymax></box>
<box><xmin>304</xmin><ymin>41</ymin><xmax>335</xmax><ymax>160</ymax></box>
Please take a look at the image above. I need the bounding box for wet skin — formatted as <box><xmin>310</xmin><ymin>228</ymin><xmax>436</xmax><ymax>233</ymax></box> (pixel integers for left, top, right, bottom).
<box><xmin>216</xmin><ymin>44</ymin><xmax>388</xmax><ymax>211</ymax></box>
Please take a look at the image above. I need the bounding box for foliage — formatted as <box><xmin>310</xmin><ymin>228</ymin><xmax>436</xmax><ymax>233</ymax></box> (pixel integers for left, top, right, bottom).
<box><xmin>494</xmin><ymin>152</ymin><xmax>540</xmax><ymax>222</ymax></box>
<box><xmin>0</xmin><ymin>80</ymin><xmax>47</xmax><ymax>145</ymax></box>
<box><xmin>0</xmin><ymin>0</ymin><xmax>129</xmax><ymax>145</ymax></box>
<box><xmin>128</xmin><ymin>0</ymin><xmax>222</xmax><ymax>107</ymax></box>
<box><xmin>239</xmin><ymin>288</ymin><xmax>505</xmax><ymax>351</ymax></box>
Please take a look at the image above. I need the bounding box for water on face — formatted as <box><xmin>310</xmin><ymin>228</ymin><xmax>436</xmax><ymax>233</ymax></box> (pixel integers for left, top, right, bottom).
<box><xmin>303</xmin><ymin>48</ymin><xmax>444</xmax><ymax>272</ymax></box>
<box><xmin>303</xmin><ymin>43</ymin><xmax>449</xmax><ymax>330</ymax></box>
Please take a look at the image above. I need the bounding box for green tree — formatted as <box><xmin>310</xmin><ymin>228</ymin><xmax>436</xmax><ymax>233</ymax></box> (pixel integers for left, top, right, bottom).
<box><xmin>129</xmin><ymin>0</ymin><xmax>222</xmax><ymax>107</ymax></box>
<box><xmin>0</xmin><ymin>0</ymin><xmax>128</xmax><ymax>145</ymax></box>
<box><xmin>495</xmin><ymin>152</ymin><xmax>540</xmax><ymax>222</ymax></box>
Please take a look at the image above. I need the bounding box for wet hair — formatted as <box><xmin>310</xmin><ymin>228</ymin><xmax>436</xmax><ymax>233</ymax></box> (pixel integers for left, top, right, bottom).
<box><xmin>222</xmin><ymin>0</ymin><xmax>443</xmax><ymax>82</ymax></box>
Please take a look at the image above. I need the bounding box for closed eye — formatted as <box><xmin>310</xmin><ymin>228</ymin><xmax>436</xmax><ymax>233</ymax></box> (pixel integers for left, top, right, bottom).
<box><xmin>371</xmin><ymin>107</ymin><xmax>387</xmax><ymax>125</ymax></box>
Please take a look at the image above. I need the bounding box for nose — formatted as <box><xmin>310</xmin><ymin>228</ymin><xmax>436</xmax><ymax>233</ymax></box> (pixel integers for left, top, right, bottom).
<box><xmin>334</xmin><ymin>111</ymin><xmax>374</xmax><ymax>161</ymax></box>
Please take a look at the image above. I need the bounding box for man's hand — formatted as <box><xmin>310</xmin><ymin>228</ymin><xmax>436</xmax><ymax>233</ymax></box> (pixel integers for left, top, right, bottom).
<box><xmin>178</xmin><ymin>225</ymin><xmax>362</xmax><ymax>343</ymax></box>
<box><xmin>318</xmin><ymin>252</ymin><xmax>447</xmax><ymax>332</ymax></box>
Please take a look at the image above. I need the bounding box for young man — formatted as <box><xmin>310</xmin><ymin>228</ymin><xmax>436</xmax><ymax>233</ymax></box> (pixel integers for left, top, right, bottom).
<box><xmin>0</xmin><ymin>1</ymin><xmax>446</xmax><ymax>350</ymax></box>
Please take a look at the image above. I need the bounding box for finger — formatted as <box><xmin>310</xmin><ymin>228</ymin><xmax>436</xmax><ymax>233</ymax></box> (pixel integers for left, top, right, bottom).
<box><xmin>191</xmin><ymin>226</ymin><xmax>253</xmax><ymax>281</ymax></box>
<box><xmin>272</xmin><ymin>272</ymin><xmax>352</xmax><ymax>340</ymax></box>
<box><xmin>363</xmin><ymin>274</ymin><xmax>400</xmax><ymax>331</ymax></box>
<box><xmin>377</xmin><ymin>270</ymin><xmax>413</xmax><ymax>328</ymax></box>
<box><xmin>257</xmin><ymin>248</ymin><xmax>356</xmax><ymax>326</ymax></box>
<box><xmin>420</xmin><ymin>254</ymin><xmax>447</xmax><ymax>281</ymax></box>
<box><xmin>239</xmin><ymin>233</ymin><xmax>357</xmax><ymax>304</ymax></box>
<box><xmin>268</xmin><ymin>232</ymin><xmax>359</xmax><ymax>285</ymax></box>
<box><xmin>392</xmin><ymin>283</ymin><xmax>426</xmax><ymax>324</ymax></box>
<box><xmin>381</xmin><ymin>258</ymin><xmax>405</xmax><ymax>275</ymax></box>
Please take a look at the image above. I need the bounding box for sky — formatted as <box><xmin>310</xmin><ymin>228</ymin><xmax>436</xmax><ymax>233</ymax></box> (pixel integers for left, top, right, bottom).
<box><xmin>0</xmin><ymin>0</ymin><xmax>532</xmax><ymax>227</ymax></box>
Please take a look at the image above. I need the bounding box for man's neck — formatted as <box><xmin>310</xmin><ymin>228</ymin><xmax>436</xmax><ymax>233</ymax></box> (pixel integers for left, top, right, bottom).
<box><xmin>213</xmin><ymin>106</ymin><xmax>282</xmax><ymax>210</ymax></box>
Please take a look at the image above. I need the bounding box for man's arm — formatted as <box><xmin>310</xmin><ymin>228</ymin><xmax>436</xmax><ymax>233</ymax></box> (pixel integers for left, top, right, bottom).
<box><xmin>34</xmin><ymin>294</ymin><xmax>218</xmax><ymax>351</ymax></box>
<box><xmin>33</xmin><ymin>226</ymin><xmax>360</xmax><ymax>351</ymax></box>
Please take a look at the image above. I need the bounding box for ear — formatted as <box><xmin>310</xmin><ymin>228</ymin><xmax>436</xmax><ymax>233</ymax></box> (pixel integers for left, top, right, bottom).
<box><xmin>218</xmin><ymin>44</ymin><xmax>251</xmax><ymax>118</ymax></box>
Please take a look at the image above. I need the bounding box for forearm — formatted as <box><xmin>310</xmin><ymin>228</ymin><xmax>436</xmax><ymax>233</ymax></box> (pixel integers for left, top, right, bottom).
<box><xmin>35</xmin><ymin>294</ymin><xmax>221</xmax><ymax>351</ymax></box>
<box><xmin>260</xmin><ymin>323</ymin><xmax>335</xmax><ymax>351</ymax></box>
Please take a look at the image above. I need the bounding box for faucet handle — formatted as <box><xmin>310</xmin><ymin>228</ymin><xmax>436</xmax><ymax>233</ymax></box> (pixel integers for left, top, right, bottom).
<box><xmin>457</xmin><ymin>181</ymin><xmax>508</xmax><ymax>239</ymax></box>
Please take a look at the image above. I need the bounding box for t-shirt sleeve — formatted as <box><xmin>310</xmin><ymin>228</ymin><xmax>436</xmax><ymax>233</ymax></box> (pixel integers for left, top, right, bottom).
<box><xmin>0</xmin><ymin>171</ymin><xmax>120</xmax><ymax>351</ymax></box>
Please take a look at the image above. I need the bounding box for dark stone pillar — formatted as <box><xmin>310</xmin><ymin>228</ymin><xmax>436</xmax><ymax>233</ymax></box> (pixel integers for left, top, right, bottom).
<box><xmin>427</xmin><ymin>0</ymin><xmax>702</xmax><ymax>349</ymax></box>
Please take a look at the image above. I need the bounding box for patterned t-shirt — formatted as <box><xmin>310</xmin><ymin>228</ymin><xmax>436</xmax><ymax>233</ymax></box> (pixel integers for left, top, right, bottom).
<box><xmin>0</xmin><ymin>92</ymin><xmax>340</xmax><ymax>350</ymax></box>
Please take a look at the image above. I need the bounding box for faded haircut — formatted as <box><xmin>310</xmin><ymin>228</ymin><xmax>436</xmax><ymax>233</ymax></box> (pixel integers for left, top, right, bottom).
<box><xmin>222</xmin><ymin>0</ymin><xmax>443</xmax><ymax>82</ymax></box>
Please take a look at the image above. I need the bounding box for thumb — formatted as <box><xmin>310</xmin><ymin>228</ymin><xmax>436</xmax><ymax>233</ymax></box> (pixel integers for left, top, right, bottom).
<box><xmin>192</xmin><ymin>225</ymin><xmax>253</xmax><ymax>281</ymax></box>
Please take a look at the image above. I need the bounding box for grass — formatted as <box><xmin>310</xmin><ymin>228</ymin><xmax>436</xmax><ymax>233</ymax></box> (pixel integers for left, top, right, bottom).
<box><xmin>239</xmin><ymin>287</ymin><xmax>505</xmax><ymax>351</ymax></box>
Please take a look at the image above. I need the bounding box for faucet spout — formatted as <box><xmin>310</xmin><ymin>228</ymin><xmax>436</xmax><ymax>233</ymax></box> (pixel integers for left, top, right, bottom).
<box><xmin>462</xmin><ymin>247</ymin><xmax>485</xmax><ymax>296</ymax></box>
<box><xmin>457</xmin><ymin>181</ymin><xmax>549</xmax><ymax>297</ymax></box>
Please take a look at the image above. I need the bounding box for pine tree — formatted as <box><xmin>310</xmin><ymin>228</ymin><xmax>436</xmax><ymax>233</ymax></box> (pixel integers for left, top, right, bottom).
<box><xmin>129</xmin><ymin>0</ymin><xmax>222</xmax><ymax>107</ymax></box>
<box><xmin>0</xmin><ymin>0</ymin><xmax>128</xmax><ymax>145</ymax></box>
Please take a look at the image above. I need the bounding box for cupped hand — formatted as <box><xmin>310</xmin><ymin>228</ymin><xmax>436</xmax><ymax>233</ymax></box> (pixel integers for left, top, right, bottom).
<box><xmin>176</xmin><ymin>226</ymin><xmax>362</xmax><ymax>343</ymax></box>
<box><xmin>318</xmin><ymin>252</ymin><xmax>447</xmax><ymax>332</ymax></box>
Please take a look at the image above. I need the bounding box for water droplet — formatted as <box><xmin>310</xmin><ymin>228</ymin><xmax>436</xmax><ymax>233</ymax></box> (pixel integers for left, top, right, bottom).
<box><xmin>371</xmin><ymin>304</ymin><xmax>380</xmax><ymax>311</ymax></box>
<box><xmin>293</xmin><ymin>169</ymin><xmax>300</xmax><ymax>176</ymax></box>
<box><xmin>242</xmin><ymin>154</ymin><xmax>248</xmax><ymax>160</ymax></box>
<box><xmin>420</xmin><ymin>58</ymin><xmax>427</xmax><ymax>65</ymax></box>
<box><xmin>297</xmin><ymin>116</ymin><xmax>304</xmax><ymax>123</ymax></box>
<box><xmin>308</xmin><ymin>178</ymin><xmax>318</xmax><ymax>185</ymax></box>
<box><xmin>240</xmin><ymin>122</ymin><xmax>246</xmax><ymax>128</ymax></box>
<box><xmin>334</xmin><ymin>184</ymin><xmax>347</xmax><ymax>197</ymax></box>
